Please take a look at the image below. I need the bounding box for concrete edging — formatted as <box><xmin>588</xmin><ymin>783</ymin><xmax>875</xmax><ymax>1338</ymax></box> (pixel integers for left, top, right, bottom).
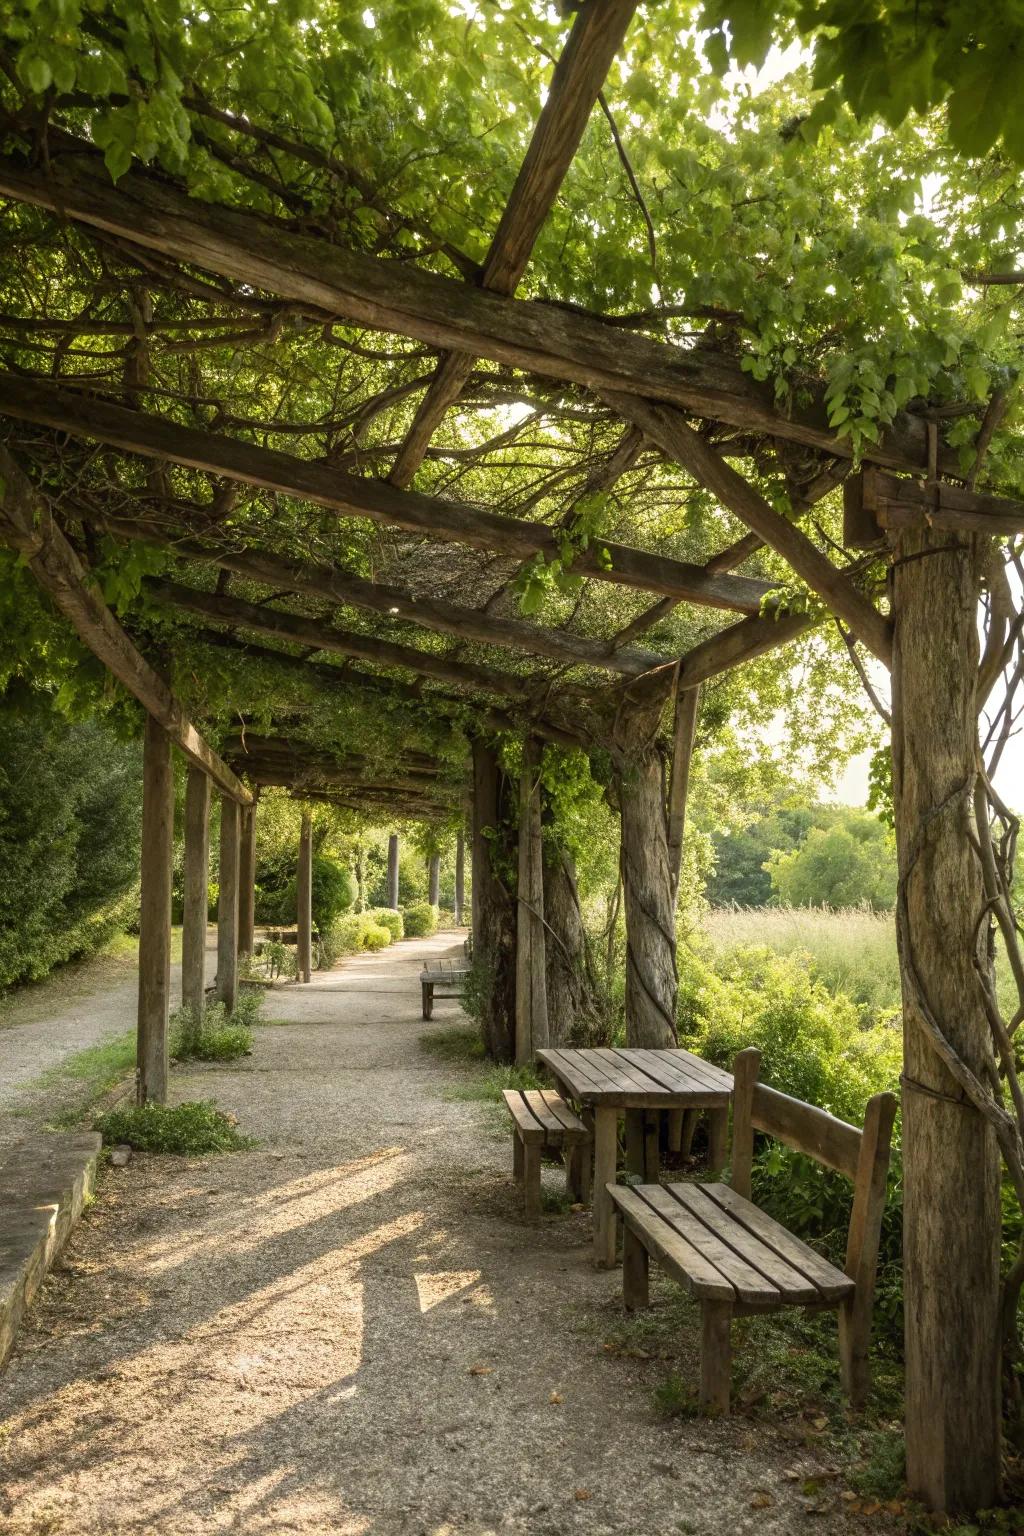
<box><xmin>0</xmin><ymin>1132</ymin><xmax>102</xmax><ymax>1370</ymax></box>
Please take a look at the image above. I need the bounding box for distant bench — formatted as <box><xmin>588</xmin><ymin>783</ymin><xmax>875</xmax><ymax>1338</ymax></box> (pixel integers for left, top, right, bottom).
<box><xmin>420</xmin><ymin>959</ymin><xmax>470</xmax><ymax>1020</ymax></box>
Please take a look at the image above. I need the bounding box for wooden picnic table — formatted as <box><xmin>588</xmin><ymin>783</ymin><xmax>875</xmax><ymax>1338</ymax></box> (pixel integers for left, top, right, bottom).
<box><xmin>537</xmin><ymin>1046</ymin><xmax>733</xmax><ymax>1267</ymax></box>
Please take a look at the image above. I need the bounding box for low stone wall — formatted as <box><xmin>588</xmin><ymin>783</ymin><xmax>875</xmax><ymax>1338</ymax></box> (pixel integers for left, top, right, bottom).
<box><xmin>0</xmin><ymin>1131</ymin><xmax>102</xmax><ymax>1369</ymax></box>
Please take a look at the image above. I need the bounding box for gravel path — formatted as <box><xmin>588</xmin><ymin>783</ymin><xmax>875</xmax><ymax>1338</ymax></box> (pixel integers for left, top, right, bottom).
<box><xmin>0</xmin><ymin>934</ymin><xmax>891</xmax><ymax>1535</ymax></box>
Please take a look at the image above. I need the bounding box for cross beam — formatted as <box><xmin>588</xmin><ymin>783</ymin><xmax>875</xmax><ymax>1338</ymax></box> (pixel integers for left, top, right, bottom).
<box><xmin>0</xmin><ymin>445</ymin><xmax>251</xmax><ymax>803</ymax></box>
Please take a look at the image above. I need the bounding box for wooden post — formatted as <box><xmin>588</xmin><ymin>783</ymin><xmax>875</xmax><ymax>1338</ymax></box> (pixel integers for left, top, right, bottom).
<box><xmin>544</xmin><ymin>844</ymin><xmax>603</xmax><ymax>1048</ymax></box>
<box><xmin>428</xmin><ymin>851</ymin><xmax>441</xmax><ymax>906</ymax></box>
<box><xmin>216</xmin><ymin>795</ymin><xmax>240</xmax><ymax>1011</ymax></box>
<box><xmin>137</xmin><ymin>716</ymin><xmax>173</xmax><ymax>1104</ymax></box>
<box><xmin>616</xmin><ymin>746</ymin><xmax>678</xmax><ymax>1048</ymax></box>
<box><xmin>181</xmin><ymin>764</ymin><xmax>210</xmax><ymax>1018</ymax></box>
<box><xmin>386</xmin><ymin>832</ymin><xmax>400</xmax><ymax>909</ymax></box>
<box><xmin>891</xmin><ymin>523</ymin><xmax>1001</xmax><ymax>1512</ymax></box>
<box><xmin>237</xmin><ymin>786</ymin><xmax>258</xmax><ymax>958</ymax></box>
<box><xmin>515</xmin><ymin>737</ymin><xmax>548</xmax><ymax>1066</ymax></box>
<box><xmin>297</xmin><ymin>807</ymin><xmax>313</xmax><ymax>984</ymax></box>
<box><xmin>471</xmin><ymin>738</ymin><xmax>517</xmax><ymax>1061</ymax></box>
<box><xmin>454</xmin><ymin>828</ymin><xmax>465</xmax><ymax>926</ymax></box>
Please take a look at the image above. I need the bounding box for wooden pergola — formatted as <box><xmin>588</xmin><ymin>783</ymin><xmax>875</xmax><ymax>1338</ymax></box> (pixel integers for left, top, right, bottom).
<box><xmin>2</xmin><ymin>1</ymin><xmax>1023</xmax><ymax>1513</ymax></box>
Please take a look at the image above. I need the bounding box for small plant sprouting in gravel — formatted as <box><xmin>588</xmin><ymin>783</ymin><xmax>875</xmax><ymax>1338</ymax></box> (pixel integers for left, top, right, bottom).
<box><xmin>95</xmin><ymin>1100</ymin><xmax>253</xmax><ymax>1155</ymax></box>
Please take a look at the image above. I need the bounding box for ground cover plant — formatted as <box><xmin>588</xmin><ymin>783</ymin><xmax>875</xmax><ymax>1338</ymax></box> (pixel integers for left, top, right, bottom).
<box><xmin>95</xmin><ymin>1100</ymin><xmax>252</xmax><ymax>1155</ymax></box>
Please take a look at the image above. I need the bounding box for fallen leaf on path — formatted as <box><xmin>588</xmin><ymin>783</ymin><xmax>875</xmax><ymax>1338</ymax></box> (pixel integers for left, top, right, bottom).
<box><xmin>549</xmin><ymin>1391</ymin><xmax>563</xmax><ymax>1404</ymax></box>
<box><xmin>467</xmin><ymin>1364</ymin><xmax>493</xmax><ymax>1376</ymax></box>
<box><xmin>573</xmin><ymin>1489</ymin><xmax>590</xmax><ymax>1502</ymax></box>
<box><xmin>750</xmin><ymin>1491</ymin><xmax>773</xmax><ymax>1509</ymax></box>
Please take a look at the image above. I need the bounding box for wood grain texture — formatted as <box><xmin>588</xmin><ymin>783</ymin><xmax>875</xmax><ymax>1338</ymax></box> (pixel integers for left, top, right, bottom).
<box><xmin>297</xmin><ymin>808</ymin><xmax>313</xmax><ymax>984</ymax></box>
<box><xmin>137</xmin><ymin>716</ymin><xmax>173</xmax><ymax>1105</ymax></box>
<box><xmin>216</xmin><ymin>796</ymin><xmax>241</xmax><ymax>1010</ymax></box>
<box><xmin>0</xmin><ymin>447</ymin><xmax>251</xmax><ymax>803</ymax></box>
<box><xmin>181</xmin><ymin>766</ymin><xmax>211</xmax><ymax>1018</ymax></box>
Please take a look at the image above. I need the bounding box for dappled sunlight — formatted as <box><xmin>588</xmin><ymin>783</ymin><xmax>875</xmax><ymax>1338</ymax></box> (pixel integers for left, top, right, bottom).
<box><xmin>413</xmin><ymin>1268</ymin><xmax>482</xmax><ymax>1312</ymax></box>
<box><xmin>141</xmin><ymin>1148</ymin><xmax>410</xmax><ymax>1274</ymax></box>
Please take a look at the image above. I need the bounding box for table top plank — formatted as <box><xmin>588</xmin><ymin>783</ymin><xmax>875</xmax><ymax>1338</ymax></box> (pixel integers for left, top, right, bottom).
<box><xmin>538</xmin><ymin>1046</ymin><xmax>732</xmax><ymax>1107</ymax></box>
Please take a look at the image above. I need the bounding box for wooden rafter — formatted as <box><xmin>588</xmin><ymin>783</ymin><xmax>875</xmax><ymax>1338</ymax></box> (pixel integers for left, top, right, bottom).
<box><xmin>0</xmin><ymin>147</ymin><xmax>956</xmax><ymax>478</ymax></box>
<box><xmin>389</xmin><ymin>0</ymin><xmax>639</xmax><ymax>486</ymax></box>
<box><xmin>0</xmin><ymin>375</ymin><xmax>772</xmax><ymax>615</ymax></box>
<box><xmin>0</xmin><ymin>445</ymin><xmax>251</xmax><ymax>803</ymax></box>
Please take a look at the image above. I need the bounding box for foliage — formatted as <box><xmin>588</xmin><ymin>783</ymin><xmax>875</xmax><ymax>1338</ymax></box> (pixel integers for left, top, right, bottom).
<box><xmin>0</xmin><ymin>685</ymin><xmax>142</xmax><ymax>991</ymax></box>
<box><xmin>766</xmin><ymin>814</ymin><xmax>897</xmax><ymax>911</ymax></box>
<box><xmin>366</xmin><ymin>906</ymin><xmax>404</xmax><ymax>942</ymax></box>
<box><xmin>170</xmin><ymin>1001</ymin><xmax>254</xmax><ymax>1062</ymax></box>
<box><xmin>95</xmin><ymin>1100</ymin><xmax>252</xmax><ymax>1154</ymax></box>
<box><xmin>418</xmin><ymin>1023</ymin><xmax>486</xmax><ymax>1064</ymax></box>
<box><xmin>402</xmin><ymin>900</ymin><xmax>438</xmax><ymax>938</ymax></box>
<box><xmin>328</xmin><ymin>911</ymin><xmax>392</xmax><ymax>956</ymax></box>
<box><xmin>281</xmin><ymin>853</ymin><xmax>353</xmax><ymax>931</ymax></box>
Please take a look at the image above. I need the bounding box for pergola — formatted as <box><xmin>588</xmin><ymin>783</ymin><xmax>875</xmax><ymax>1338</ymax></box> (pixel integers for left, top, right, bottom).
<box><xmin>2</xmin><ymin>2</ymin><xmax>1023</xmax><ymax>1514</ymax></box>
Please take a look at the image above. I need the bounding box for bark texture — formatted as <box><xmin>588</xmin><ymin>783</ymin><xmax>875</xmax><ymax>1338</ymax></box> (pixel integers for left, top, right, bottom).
<box><xmin>428</xmin><ymin>853</ymin><xmax>441</xmax><ymax>907</ymax></box>
<box><xmin>891</xmin><ymin>524</ymin><xmax>1002</xmax><ymax>1512</ymax></box>
<box><xmin>137</xmin><ymin>717</ymin><xmax>173</xmax><ymax>1104</ymax></box>
<box><xmin>386</xmin><ymin>834</ymin><xmax>400</xmax><ymax>910</ymax></box>
<box><xmin>472</xmin><ymin>739</ymin><xmax>517</xmax><ymax>1062</ymax></box>
<box><xmin>181</xmin><ymin>765</ymin><xmax>210</xmax><ymax>1017</ymax></box>
<box><xmin>515</xmin><ymin>738</ymin><xmax>548</xmax><ymax>1065</ymax></box>
<box><xmin>454</xmin><ymin>829</ymin><xmax>465</xmax><ymax>925</ymax></box>
<box><xmin>216</xmin><ymin>796</ymin><xmax>240</xmax><ymax>1010</ymax></box>
<box><xmin>297</xmin><ymin>809</ymin><xmax>313</xmax><ymax>984</ymax></box>
<box><xmin>544</xmin><ymin>844</ymin><xmax>606</xmax><ymax>1047</ymax></box>
<box><xmin>238</xmin><ymin>789</ymin><xmax>258</xmax><ymax>957</ymax></box>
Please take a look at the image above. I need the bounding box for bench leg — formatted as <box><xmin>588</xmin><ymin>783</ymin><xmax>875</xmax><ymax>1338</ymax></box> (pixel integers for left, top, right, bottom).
<box><xmin>523</xmin><ymin>1141</ymin><xmax>542</xmax><ymax>1220</ymax></box>
<box><xmin>512</xmin><ymin>1130</ymin><xmax>524</xmax><ymax>1183</ymax></box>
<box><xmin>644</xmin><ymin>1110</ymin><xmax>660</xmax><ymax>1181</ymax></box>
<box><xmin>707</xmin><ymin>1107</ymin><xmax>729</xmax><ymax>1174</ymax></box>
<box><xmin>421</xmin><ymin>982</ymin><xmax>433</xmax><ymax>1021</ymax></box>
<box><xmin>666</xmin><ymin>1108</ymin><xmax>684</xmax><ymax>1154</ymax></box>
<box><xmin>700</xmin><ymin>1300</ymin><xmax>732</xmax><ymax>1415</ymax></box>
<box><xmin>838</xmin><ymin>1291</ymin><xmax>871</xmax><ymax>1407</ymax></box>
<box><xmin>622</xmin><ymin>1225</ymin><xmax>649</xmax><ymax>1310</ymax></box>
<box><xmin>565</xmin><ymin>1140</ymin><xmax>591</xmax><ymax>1204</ymax></box>
<box><xmin>680</xmin><ymin>1110</ymin><xmax>698</xmax><ymax>1158</ymax></box>
<box><xmin>625</xmin><ymin>1109</ymin><xmax>645</xmax><ymax>1177</ymax></box>
<box><xmin>593</xmin><ymin>1106</ymin><xmax>619</xmax><ymax>1268</ymax></box>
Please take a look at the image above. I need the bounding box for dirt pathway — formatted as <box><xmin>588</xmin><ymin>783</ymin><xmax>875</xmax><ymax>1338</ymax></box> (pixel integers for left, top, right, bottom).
<box><xmin>0</xmin><ymin>935</ymin><xmax>884</xmax><ymax>1535</ymax></box>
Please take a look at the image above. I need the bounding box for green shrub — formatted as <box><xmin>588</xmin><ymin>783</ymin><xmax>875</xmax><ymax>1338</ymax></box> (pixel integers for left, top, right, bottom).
<box><xmin>95</xmin><ymin>1100</ymin><xmax>252</xmax><ymax>1154</ymax></box>
<box><xmin>402</xmin><ymin>901</ymin><xmax>438</xmax><ymax>938</ymax></box>
<box><xmin>281</xmin><ymin>855</ymin><xmax>354</xmax><ymax>931</ymax></box>
<box><xmin>367</xmin><ymin>907</ymin><xmax>404</xmax><ymax>942</ymax></box>
<box><xmin>170</xmin><ymin>1001</ymin><xmax>255</xmax><ymax>1062</ymax></box>
<box><xmin>0</xmin><ymin>684</ymin><xmax>143</xmax><ymax>991</ymax></box>
<box><xmin>329</xmin><ymin>911</ymin><xmax>394</xmax><ymax>955</ymax></box>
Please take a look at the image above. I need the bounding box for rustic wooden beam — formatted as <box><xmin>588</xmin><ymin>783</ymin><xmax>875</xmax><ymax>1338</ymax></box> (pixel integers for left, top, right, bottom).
<box><xmin>678</xmin><ymin>610</ymin><xmax>813</xmax><ymax>688</ymax></box>
<box><xmin>864</xmin><ymin>464</ymin><xmax>1024</xmax><ymax>539</ymax></box>
<box><xmin>0</xmin><ymin>148</ymin><xmax>954</xmax><ymax>477</ymax></box>
<box><xmin>0</xmin><ymin>445</ymin><xmax>251</xmax><ymax>803</ymax></box>
<box><xmin>605</xmin><ymin>394</ymin><xmax>894</xmax><ymax>667</ymax></box>
<box><xmin>149</xmin><ymin>578</ymin><xmax>536</xmax><ymax>701</ymax></box>
<box><xmin>389</xmin><ymin>0</ymin><xmax>639</xmax><ymax>486</ymax></box>
<box><xmin>181</xmin><ymin>627</ymin><xmax>585</xmax><ymax>748</ymax></box>
<box><xmin>0</xmin><ymin>374</ymin><xmax>773</xmax><ymax>615</ymax></box>
<box><xmin>64</xmin><ymin>498</ymin><xmax>665</xmax><ymax>677</ymax></box>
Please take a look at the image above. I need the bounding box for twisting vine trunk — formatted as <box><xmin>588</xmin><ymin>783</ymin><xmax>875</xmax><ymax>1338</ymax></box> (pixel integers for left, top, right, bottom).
<box><xmin>544</xmin><ymin>844</ymin><xmax>607</xmax><ymax>1046</ymax></box>
<box><xmin>611</xmin><ymin>683</ymin><xmax>678</xmax><ymax>1048</ymax></box>
<box><xmin>471</xmin><ymin>738</ymin><xmax>517</xmax><ymax>1062</ymax></box>
<box><xmin>891</xmin><ymin>524</ymin><xmax>1002</xmax><ymax>1513</ymax></box>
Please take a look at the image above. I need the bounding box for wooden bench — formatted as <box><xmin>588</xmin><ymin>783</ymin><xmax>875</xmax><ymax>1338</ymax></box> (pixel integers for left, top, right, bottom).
<box><xmin>420</xmin><ymin>959</ymin><xmax>469</xmax><ymax>1019</ymax></box>
<box><xmin>502</xmin><ymin>1089</ymin><xmax>592</xmax><ymax>1220</ymax></box>
<box><xmin>608</xmin><ymin>1047</ymin><xmax>896</xmax><ymax>1414</ymax></box>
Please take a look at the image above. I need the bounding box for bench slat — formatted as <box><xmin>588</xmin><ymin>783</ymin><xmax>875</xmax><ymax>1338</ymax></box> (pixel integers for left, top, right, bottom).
<box><xmin>522</xmin><ymin>1089</ymin><xmax>570</xmax><ymax>1139</ymax></box>
<box><xmin>609</xmin><ymin>1185</ymin><xmax>734</xmax><ymax>1301</ymax></box>
<box><xmin>665</xmin><ymin>1184</ymin><xmax>821</xmax><ymax>1305</ymax></box>
<box><xmin>635</xmin><ymin>1184</ymin><xmax>781</xmax><ymax>1306</ymax></box>
<box><xmin>502</xmin><ymin>1089</ymin><xmax>546</xmax><ymax>1143</ymax></box>
<box><xmin>539</xmin><ymin>1090</ymin><xmax>589</xmax><ymax>1143</ymax></box>
<box><xmin>701</xmin><ymin>1183</ymin><xmax>854</xmax><ymax>1303</ymax></box>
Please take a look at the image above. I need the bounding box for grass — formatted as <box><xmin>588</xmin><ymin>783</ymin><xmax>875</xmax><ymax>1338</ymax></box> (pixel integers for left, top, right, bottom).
<box><xmin>28</xmin><ymin>1028</ymin><xmax>137</xmax><ymax>1127</ymax></box>
<box><xmin>95</xmin><ymin>1099</ymin><xmax>253</xmax><ymax>1154</ymax></box>
<box><xmin>702</xmin><ymin>904</ymin><xmax>1019</xmax><ymax>1023</ymax></box>
<box><xmin>419</xmin><ymin>1023</ymin><xmax>486</xmax><ymax>1064</ymax></box>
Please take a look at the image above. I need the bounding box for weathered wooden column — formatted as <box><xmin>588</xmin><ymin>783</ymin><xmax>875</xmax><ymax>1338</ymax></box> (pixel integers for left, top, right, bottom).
<box><xmin>472</xmin><ymin>738</ymin><xmax>517</xmax><ymax>1061</ymax></box>
<box><xmin>428</xmin><ymin>851</ymin><xmax>441</xmax><ymax>906</ymax></box>
<box><xmin>137</xmin><ymin>716</ymin><xmax>174</xmax><ymax>1104</ymax></box>
<box><xmin>667</xmin><ymin>682</ymin><xmax>700</xmax><ymax>902</ymax></box>
<box><xmin>515</xmin><ymin>737</ymin><xmax>548</xmax><ymax>1065</ymax></box>
<box><xmin>181</xmin><ymin>765</ymin><xmax>210</xmax><ymax>1018</ymax></box>
<box><xmin>237</xmin><ymin>785</ymin><xmax>258</xmax><ymax>959</ymax></box>
<box><xmin>891</xmin><ymin>526</ymin><xmax>1001</xmax><ymax>1512</ymax></box>
<box><xmin>454</xmin><ymin>828</ymin><xmax>466</xmax><ymax>926</ymax></box>
<box><xmin>386</xmin><ymin>833</ymin><xmax>400</xmax><ymax>909</ymax></box>
<box><xmin>216</xmin><ymin>795</ymin><xmax>240</xmax><ymax>1011</ymax></box>
<box><xmin>611</xmin><ymin>682</ymin><xmax>678</xmax><ymax>1048</ymax></box>
<box><xmin>297</xmin><ymin>807</ymin><xmax>313</xmax><ymax>984</ymax></box>
<box><xmin>545</xmin><ymin>844</ymin><xmax>603</xmax><ymax>1048</ymax></box>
